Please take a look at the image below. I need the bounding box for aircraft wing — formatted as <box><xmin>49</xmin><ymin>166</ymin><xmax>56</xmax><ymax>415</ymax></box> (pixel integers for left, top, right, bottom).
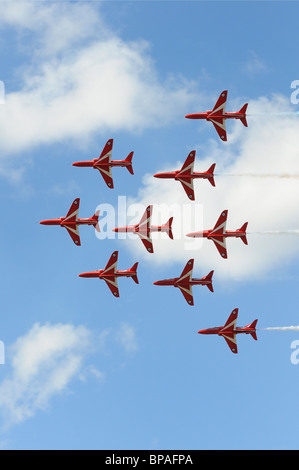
<box><xmin>176</xmin><ymin>151</ymin><xmax>196</xmax><ymax>200</ymax></box>
<box><xmin>221</xmin><ymin>333</ymin><xmax>238</xmax><ymax>354</ymax></box>
<box><xmin>102</xmin><ymin>251</ymin><xmax>118</xmax><ymax>275</ymax></box>
<box><xmin>211</xmin><ymin>90</ymin><xmax>227</xmax><ymax>115</ymax></box>
<box><xmin>177</xmin><ymin>285</ymin><xmax>194</xmax><ymax>306</ymax></box>
<box><xmin>95</xmin><ymin>139</ymin><xmax>113</xmax><ymax>164</ymax></box>
<box><xmin>211</xmin><ymin>210</ymin><xmax>227</xmax><ymax>235</ymax></box>
<box><xmin>94</xmin><ymin>139</ymin><xmax>114</xmax><ymax>188</ymax></box>
<box><xmin>177</xmin><ymin>177</ymin><xmax>195</xmax><ymax>201</ymax></box>
<box><xmin>178</xmin><ymin>151</ymin><xmax>195</xmax><ymax>175</ymax></box>
<box><xmin>136</xmin><ymin>205</ymin><xmax>153</xmax><ymax>252</ymax></box>
<box><xmin>64</xmin><ymin>225</ymin><xmax>81</xmax><ymax>246</ymax></box>
<box><xmin>65</xmin><ymin>198</ymin><xmax>80</xmax><ymax>222</ymax></box>
<box><xmin>102</xmin><ymin>276</ymin><xmax>119</xmax><ymax>297</ymax></box>
<box><xmin>63</xmin><ymin>198</ymin><xmax>80</xmax><ymax>245</ymax></box>
<box><xmin>219</xmin><ymin>308</ymin><xmax>239</xmax><ymax>353</ymax></box>
<box><xmin>95</xmin><ymin>166</ymin><xmax>114</xmax><ymax>189</ymax></box>
<box><xmin>210</xmin><ymin>236</ymin><xmax>227</xmax><ymax>259</ymax></box>
<box><xmin>137</xmin><ymin>231</ymin><xmax>154</xmax><ymax>253</ymax></box>
<box><xmin>178</xmin><ymin>259</ymin><xmax>194</xmax><ymax>283</ymax></box>
<box><xmin>210</xmin><ymin>117</ymin><xmax>227</xmax><ymax>142</ymax></box>
<box><xmin>176</xmin><ymin>259</ymin><xmax>194</xmax><ymax>305</ymax></box>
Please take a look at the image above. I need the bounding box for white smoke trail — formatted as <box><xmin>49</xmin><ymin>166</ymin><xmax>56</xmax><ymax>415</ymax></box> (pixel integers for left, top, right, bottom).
<box><xmin>247</xmin><ymin>112</ymin><xmax>299</xmax><ymax>117</ymax></box>
<box><xmin>262</xmin><ymin>326</ymin><xmax>299</xmax><ymax>331</ymax></box>
<box><xmin>218</xmin><ymin>174</ymin><xmax>299</xmax><ymax>179</ymax></box>
<box><xmin>247</xmin><ymin>230</ymin><xmax>299</xmax><ymax>235</ymax></box>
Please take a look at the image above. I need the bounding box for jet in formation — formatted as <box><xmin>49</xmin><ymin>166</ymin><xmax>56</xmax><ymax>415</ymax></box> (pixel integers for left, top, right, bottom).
<box><xmin>72</xmin><ymin>139</ymin><xmax>134</xmax><ymax>189</ymax></box>
<box><xmin>78</xmin><ymin>250</ymin><xmax>138</xmax><ymax>297</ymax></box>
<box><xmin>198</xmin><ymin>308</ymin><xmax>258</xmax><ymax>354</ymax></box>
<box><xmin>185</xmin><ymin>90</ymin><xmax>248</xmax><ymax>141</ymax></box>
<box><xmin>186</xmin><ymin>210</ymin><xmax>248</xmax><ymax>259</ymax></box>
<box><xmin>153</xmin><ymin>150</ymin><xmax>216</xmax><ymax>201</ymax></box>
<box><xmin>153</xmin><ymin>258</ymin><xmax>214</xmax><ymax>306</ymax></box>
<box><xmin>112</xmin><ymin>205</ymin><xmax>173</xmax><ymax>253</ymax></box>
<box><xmin>40</xmin><ymin>198</ymin><xmax>99</xmax><ymax>246</ymax></box>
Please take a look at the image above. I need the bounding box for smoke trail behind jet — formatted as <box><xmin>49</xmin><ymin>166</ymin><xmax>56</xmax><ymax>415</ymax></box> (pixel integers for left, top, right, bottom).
<box><xmin>262</xmin><ymin>326</ymin><xmax>299</xmax><ymax>331</ymax></box>
<box><xmin>219</xmin><ymin>173</ymin><xmax>299</xmax><ymax>179</ymax></box>
<box><xmin>247</xmin><ymin>230</ymin><xmax>299</xmax><ymax>235</ymax></box>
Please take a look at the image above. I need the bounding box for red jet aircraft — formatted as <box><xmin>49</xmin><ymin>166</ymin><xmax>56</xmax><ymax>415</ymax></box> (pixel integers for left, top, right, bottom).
<box><xmin>153</xmin><ymin>259</ymin><xmax>214</xmax><ymax>306</ymax></box>
<box><xmin>78</xmin><ymin>251</ymin><xmax>138</xmax><ymax>297</ymax></box>
<box><xmin>40</xmin><ymin>198</ymin><xmax>100</xmax><ymax>246</ymax></box>
<box><xmin>186</xmin><ymin>210</ymin><xmax>248</xmax><ymax>259</ymax></box>
<box><xmin>198</xmin><ymin>308</ymin><xmax>258</xmax><ymax>354</ymax></box>
<box><xmin>153</xmin><ymin>150</ymin><xmax>216</xmax><ymax>201</ymax></box>
<box><xmin>185</xmin><ymin>90</ymin><xmax>248</xmax><ymax>141</ymax></box>
<box><xmin>72</xmin><ymin>139</ymin><xmax>134</xmax><ymax>189</ymax></box>
<box><xmin>112</xmin><ymin>205</ymin><xmax>173</xmax><ymax>253</ymax></box>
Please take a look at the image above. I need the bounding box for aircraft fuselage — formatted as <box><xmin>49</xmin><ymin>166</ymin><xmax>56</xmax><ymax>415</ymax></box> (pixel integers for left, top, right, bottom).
<box><xmin>153</xmin><ymin>277</ymin><xmax>211</xmax><ymax>287</ymax></box>
<box><xmin>72</xmin><ymin>159</ymin><xmax>130</xmax><ymax>169</ymax></box>
<box><xmin>186</xmin><ymin>230</ymin><xmax>246</xmax><ymax>239</ymax></box>
<box><xmin>198</xmin><ymin>326</ymin><xmax>257</xmax><ymax>336</ymax></box>
<box><xmin>185</xmin><ymin>112</ymin><xmax>246</xmax><ymax>120</ymax></box>
<box><xmin>40</xmin><ymin>217</ymin><xmax>97</xmax><ymax>227</ymax></box>
<box><xmin>79</xmin><ymin>269</ymin><xmax>135</xmax><ymax>279</ymax></box>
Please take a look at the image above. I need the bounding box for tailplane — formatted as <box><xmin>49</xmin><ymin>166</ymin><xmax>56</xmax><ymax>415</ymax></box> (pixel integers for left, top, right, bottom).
<box><xmin>248</xmin><ymin>319</ymin><xmax>258</xmax><ymax>340</ymax></box>
<box><xmin>130</xmin><ymin>262</ymin><xmax>139</xmax><ymax>284</ymax></box>
<box><xmin>207</xmin><ymin>163</ymin><xmax>216</xmax><ymax>187</ymax></box>
<box><xmin>125</xmin><ymin>152</ymin><xmax>134</xmax><ymax>175</ymax></box>
<box><xmin>204</xmin><ymin>270</ymin><xmax>214</xmax><ymax>292</ymax></box>
<box><xmin>163</xmin><ymin>217</ymin><xmax>174</xmax><ymax>240</ymax></box>
<box><xmin>239</xmin><ymin>222</ymin><xmax>248</xmax><ymax>245</ymax></box>
<box><xmin>239</xmin><ymin>103</ymin><xmax>248</xmax><ymax>127</ymax></box>
<box><xmin>93</xmin><ymin>210</ymin><xmax>100</xmax><ymax>232</ymax></box>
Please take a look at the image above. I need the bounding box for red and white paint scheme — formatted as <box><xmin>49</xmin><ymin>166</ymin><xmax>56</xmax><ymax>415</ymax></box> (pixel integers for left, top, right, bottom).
<box><xmin>40</xmin><ymin>198</ymin><xmax>100</xmax><ymax>246</ymax></box>
<box><xmin>185</xmin><ymin>90</ymin><xmax>248</xmax><ymax>141</ymax></box>
<box><xmin>72</xmin><ymin>139</ymin><xmax>134</xmax><ymax>189</ymax></box>
<box><xmin>153</xmin><ymin>150</ymin><xmax>216</xmax><ymax>201</ymax></box>
<box><xmin>186</xmin><ymin>210</ymin><xmax>248</xmax><ymax>259</ymax></box>
<box><xmin>198</xmin><ymin>308</ymin><xmax>258</xmax><ymax>354</ymax></box>
<box><xmin>78</xmin><ymin>251</ymin><xmax>138</xmax><ymax>297</ymax></box>
<box><xmin>153</xmin><ymin>259</ymin><xmax>214</xmax><ymax>306</ymax></box>
<box><xmin>112</xmin><ymin>205</ymin><xmax>173</xmax><ymax>254</ymax></box>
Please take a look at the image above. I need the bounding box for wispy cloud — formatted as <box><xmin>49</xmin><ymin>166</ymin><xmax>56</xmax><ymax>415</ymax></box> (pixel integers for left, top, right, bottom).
<box><xmin>0</xmin><ymin>322</ymin><xmax>92</xmax><ymax>428</ymax></box>
<box><xmin>0</xmin><ymin>2</ymin><xmax>198</xmax><ymax>178</ymax></box>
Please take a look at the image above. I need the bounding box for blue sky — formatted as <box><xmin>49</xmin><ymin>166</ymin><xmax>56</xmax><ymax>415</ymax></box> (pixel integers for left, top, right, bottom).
<box><xmin>0</xmin><ymin>0</ymin><xmax>299</xmax><ymax>450</ymax></box>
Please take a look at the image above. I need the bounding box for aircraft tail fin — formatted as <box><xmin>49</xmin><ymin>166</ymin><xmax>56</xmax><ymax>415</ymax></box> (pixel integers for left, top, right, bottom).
<box><xmin>163</xmin><ymin>217</ymin><xmax>174</xmax><ymax>239</ymax></box>
<box><xmin>125</xmin><ymin>152</ymin><xmax>134</xmax><ymax>175</ymax></box>
<box><xmin>207</xmin><ymin>163</ymin><xmax>216</xmax><ymax>187</ymax></box>
<box><xmin>249</xmin><ymin>319</ymin><xmax>258</xmax><ymax>340</ymax></box>
<box><xmin>239</xmin><ymin>222</ymin><xmax>248</xmax><ymax>245</ymax></box>
<box><xmin>130</xmin><ymin>262</ymin><xmax>139</xmax><ymax>284</ymax></box>
<box><xmin>239</xmin><ymin>103</ymin><xmax>248</xmax><ymax>127</ymax></box>
<box><xmin>204</xmin><ymin>270</ymin><xmax>214</xmax><ymax>292</ymax></box>
<box><xmin>93</xmin><ymin>210</ymin><xmax>101</xmax><ymax>233</ymax></box>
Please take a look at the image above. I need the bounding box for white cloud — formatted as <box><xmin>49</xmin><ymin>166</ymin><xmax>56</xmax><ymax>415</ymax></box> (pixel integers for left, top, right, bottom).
<box><xmin>115</xmin><ymin>323</ymin><xmax>138</xmax><ymax>353</ymax></box>
<box><xmin>120</xmin><ymin>94</ymin><xmax>299</xmax><ymax>281</ymax></box>
<box><xmin>0</xmin><ymin>1</ymin><xmax>198</xmax><ymax>177</ymax></box>
<box><xmin>0</xmin><ymin>322</ymin><xmax>92</xmax><ymax>427</ymax></box>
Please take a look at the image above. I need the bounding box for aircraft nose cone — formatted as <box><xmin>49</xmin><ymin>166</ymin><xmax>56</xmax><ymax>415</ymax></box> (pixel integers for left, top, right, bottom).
<box><xmin>186</xmin><ymin>232</ymin><xmax>195</xmax><ymax>238</ymax></box>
